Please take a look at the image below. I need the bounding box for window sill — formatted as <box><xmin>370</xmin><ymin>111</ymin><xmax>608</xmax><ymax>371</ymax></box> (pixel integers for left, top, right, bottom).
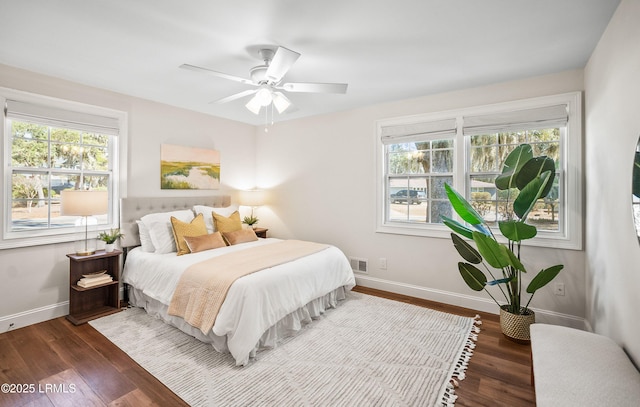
<box><xmin>376</xmin><ymin>222</ymin><xmax>582</xmax><ymax>250</ymax></box>
<box><xmin>0</xmin><ymin>229</ymin><xmax>111</xmax><ymax>250</ymax></box>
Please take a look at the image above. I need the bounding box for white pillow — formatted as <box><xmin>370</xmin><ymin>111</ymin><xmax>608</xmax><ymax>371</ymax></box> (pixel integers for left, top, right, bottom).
<box><xmin>140</xmin><ymin>209</ymin><xmax>194</xmax><ymax>254</ymax></box>
<box><xmin>136</xmin><ymin>220</ymin><xmax>155</xmax><ymax>252</ymax></box>
<box><xmin>193</xmin><ymin>204</ymin><xmax>239</xmax><ymax>233</ymax></box>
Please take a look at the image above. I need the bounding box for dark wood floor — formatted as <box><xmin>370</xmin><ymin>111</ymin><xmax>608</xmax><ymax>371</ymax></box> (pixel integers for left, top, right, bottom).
<box><xmin>0</xmin><ymin>286</ymin><xmax>535</xmax><ymax>406</ymax></box>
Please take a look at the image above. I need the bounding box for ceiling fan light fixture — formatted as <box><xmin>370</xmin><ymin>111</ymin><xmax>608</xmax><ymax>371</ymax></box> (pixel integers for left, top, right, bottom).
<box><xmin>245</xmin><ymin>94</ymin><xmax>262</xmax><ymax>114</ymax></box>
<box><xmin>272</xmin><ymin>92</ymin><xmax>291</xmax><ymax>114</ymax></box>
<box><xmin>256</xmin><ymin>86</ymin><xmax>273</xmax><ymax>106</ymax></box>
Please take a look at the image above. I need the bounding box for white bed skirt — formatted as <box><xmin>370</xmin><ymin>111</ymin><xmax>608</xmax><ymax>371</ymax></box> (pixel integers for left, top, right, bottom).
<box><xmin>128</xmin><ymin>285</ymin><xmax>349</xmax><ymax>364</ymax></box>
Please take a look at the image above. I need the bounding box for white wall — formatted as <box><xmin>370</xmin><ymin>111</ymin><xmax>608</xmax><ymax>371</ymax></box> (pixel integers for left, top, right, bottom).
<box><xmin>0</xmin><ymin>64</ymin><xmax>255</xmax><ymax>331</ymax></box>
<box><xmin>0</xmin><ymin>63</ymin><xmax>595</xmax><ymax>332</ymax></box>
<box><xmin>256</xmin><ymin>70</ymin><xmax>587</xmax><ymax>325</ymax></box>
<box><xmin>584</xmin><ymin>0</ymin><xmax>640</xmax><ymax>364</ymax></box>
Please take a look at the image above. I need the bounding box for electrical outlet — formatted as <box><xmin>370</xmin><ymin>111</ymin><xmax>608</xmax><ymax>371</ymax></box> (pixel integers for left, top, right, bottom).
<box><xmin>379</xmin><ymin>258</ymin><xmax>387</xmax><ymax>270</ymax></box>
<box><xmin>554</xmin><ymin>283</ymin><xmax>565</xmax><ymax>296</ymax></box>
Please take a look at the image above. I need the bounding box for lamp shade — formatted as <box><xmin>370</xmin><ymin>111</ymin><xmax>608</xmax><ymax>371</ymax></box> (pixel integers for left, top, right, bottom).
<box><xmin>60</xmin><ymin>190</ymin><xmax>108</xmax><ymax>216</ymax></box>
<box><xmin>272</xmin><ymin>92</ymin><xmax>291</xmax><ymax>114</ymax></box>
<box><xmin>239</xmin><ymin>189</ymin><xmax>265</xmax><ymax>207</ymax></box>
<box><xmin>245</xmin><ymin>95</ymin><xmax>263</xmax><ymax>115</ymax></box>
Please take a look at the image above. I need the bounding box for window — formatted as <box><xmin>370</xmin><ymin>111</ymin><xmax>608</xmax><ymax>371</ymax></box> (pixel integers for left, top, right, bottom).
<box><xmin>1</xmin><ymin>89</ymin><xmax>126</xmax><ymax>249</ymax></box>
<box><xmin>376</xmin><ymin>92</ymin><xmax>582</xmax><ymax>250</ymax></box>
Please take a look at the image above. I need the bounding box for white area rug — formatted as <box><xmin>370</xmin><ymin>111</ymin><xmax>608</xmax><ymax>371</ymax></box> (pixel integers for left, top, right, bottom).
<box><xmin>89</xmin><ymin>292</ymin><xmax>480</xmax><ymax>406</ymax></box>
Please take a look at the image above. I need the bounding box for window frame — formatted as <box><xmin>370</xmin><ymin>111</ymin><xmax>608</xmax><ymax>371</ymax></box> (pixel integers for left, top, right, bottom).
<box><xmin>375</xmin><ymin>92</ymin><xmax>583</xmax><ymax>250</ymax></box>
<box><xmin>1</xmin><ymin>87</ymin><xmax>128</xmax><ymax>249</ymax></box>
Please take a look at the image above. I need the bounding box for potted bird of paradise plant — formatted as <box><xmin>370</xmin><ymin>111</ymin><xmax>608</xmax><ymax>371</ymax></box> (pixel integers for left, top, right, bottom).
<box><xmin>442</xmin><ymin>144</ymin><xmax>563</xmax><ymax>341</ymax></box>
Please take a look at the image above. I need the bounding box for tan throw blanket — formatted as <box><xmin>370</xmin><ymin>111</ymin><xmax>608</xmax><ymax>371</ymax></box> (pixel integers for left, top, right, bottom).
<box><xmin>167</xmin><ymin>240</ymin><xmax>329</xmax><ymax>334</ymax></box>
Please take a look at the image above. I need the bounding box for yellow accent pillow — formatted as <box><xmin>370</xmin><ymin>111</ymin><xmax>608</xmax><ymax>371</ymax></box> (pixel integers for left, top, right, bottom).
<box><xmin>212</xmin><ymin>210</ymin><xmax>242</xmax><ymax>234</ymax></box>
<box><xmin>184</xmin><ymin>232</ymin><xmax>227</xmax><ymax>253</ymax></box>
<box><xmin>222</xmin><ymin>229</ymin><xmax>258</xmax><ymax>245</ymax></box>
<box><xmin>171</xmin><ymin>213</ymin><xmax>208</xmax><ymax>256</ymax></box>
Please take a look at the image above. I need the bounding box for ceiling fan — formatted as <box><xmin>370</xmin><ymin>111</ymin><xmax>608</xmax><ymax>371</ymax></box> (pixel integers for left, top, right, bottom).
<box><xmin>180</xmin><ymin>46</ymin><xmax>348</xmax><ymax>115</ymax></box>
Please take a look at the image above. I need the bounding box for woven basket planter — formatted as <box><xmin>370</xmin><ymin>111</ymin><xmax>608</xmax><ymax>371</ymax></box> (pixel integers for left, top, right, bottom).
<box><xmin>500</xmin><ymin>305</ymin><xmax>535</xmax><ymax>342</ymax></box>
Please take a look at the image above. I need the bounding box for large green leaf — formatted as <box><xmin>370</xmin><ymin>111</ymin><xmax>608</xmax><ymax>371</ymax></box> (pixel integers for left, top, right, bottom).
<box><xmin>514</xmin><ymin>171</ymin><xmax>552</xmax><ymax>219</ymax></box>
<box><xmin>499</xmin><ymin>220</ymin><xmax>537</xmax><ymax>242</ymax></box>
<box><xmin>458</xmin><ymin>262</ymin><xmax>487</xmax><ymax>291</ymax></box>
<box><xmin>472</xmin><ymin>231</ymin><xmax>510</xmax><ymax>268</ymax></box>
<box><xmin>442</xmin><ymin>216</ymin><xmax>473</xmax><ymax>239</ymax></box>
<box><xmin>451</xmin><ymin>233</ymin><xmax>482</xmax><ymax>264</ymax></box>
<box><xmin>444</xmin><ymin>183</ymin><xmax>484</xmax><ymax>225</ymax></box>
<box><xmin>516</xmin><ymin>156</ymin><xmax>556</xmax><ymax>197</ymax></box>
<box><xmin>506</xmin><ymin>248</ymin><xmax>526</xmax><ymax>273</ymax></box>
<box><xmin>495</xmin><ymin>144</ymin><xmax>533</xmax><ymax>190</ymax></box>
<box><xmin>526</xmin><ymin>265</ymin><xmax>564</xmax><ymax>294</ymax></box>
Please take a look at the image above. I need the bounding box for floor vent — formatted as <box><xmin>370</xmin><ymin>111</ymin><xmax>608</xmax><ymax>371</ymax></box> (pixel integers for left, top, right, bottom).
<box><xmin>349</xmin><ymin>257</ymin><xmax>368</xmax><ymax>273</ymax></box>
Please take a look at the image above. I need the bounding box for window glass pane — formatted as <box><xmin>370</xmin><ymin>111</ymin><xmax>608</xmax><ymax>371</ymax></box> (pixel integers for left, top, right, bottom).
<box><xmin>432</xmin><ymin>139</ymin><xmax>453</xmax><ymax>149</ymax></box>
<box><xmin>432</xmin><ymin>150</ymin><xmax>453</xmax><ymax>173</ymax></box>
<box><xmin>50</xmin><ymin>128</ymin><xmax>81</xmax><ymax>143</ymax></box>
<box><xmin>386</xmin><ymin>138</ymin><xmax>453</xmax><ymax>225</ymax></box>
<box><xmin>470</xmin><ymin>146</ymin><xmax>499</xmax><ymax>172</ymax></box>
<box><xmin>470</xmin><ymin>134</ymin><xmax>497</xmax><ymax>146</ymax></box>
<box><xmin>83</xmin><ymin>146</ymin><xmax>109</xmax><ymax>171</ymax></box>
<box><xmin>11</xmin><ymin>122</ymin><xmax>48</xmax><ymax>140</ymax></box>
<box><xmin>388</xmin><ymin>177</ymin><xmax>409</xmax><ymax>221</ymax></box>
<box><xmin>12</xmin><ymin>172</ymin><xmax>48</xmax><ymax>202</ymax></box>
<box><xmin>470</xmin><ymin>176</ymin><xmax>497</xmax><ymax>223</ymax></box>
<box><xmin>83</xmin><ymin>174</ymin><xmax>109</xmax><ymax>190</ymax></box>
<box><xmin>388</xmin><ymin>152</ymin><xmax>409</xmax><ymax>174</ymax></box>
<box><xmin>388</xmin><ymin>147</ymin><xmax>427</xmax><ymax>174</ymax></box>
<box><xmin>11</xmin><ymin>138</ymin><xmax>49</xmax><ymax>168</ymax></box>
<box><xmin>11</xmin><ymin>199</ymin><xmax>52</xmax><ymax>230</ymax></box>
<box><xmin>528</xmin><ymin>175</ymin><xmax>560</xmax><ymax>231</ymax></box>
<box><xmin>431</xmin><ymin>201</ymin><xmax>452</xmax><ymax>223</ymax></box>
<box><xmin>431</xmin><ymin>176</ymin><xmax>452</xmax><ymax>199</ymax></box>
<box><xmin>52</xmin><ymin>143</ymin><xmax>83</xmax><ymax>169</ymax></box>
<box><xmin>82</xmin><ymin>133</ymin><xmax>109</xmax><ymax>147</ymax></box>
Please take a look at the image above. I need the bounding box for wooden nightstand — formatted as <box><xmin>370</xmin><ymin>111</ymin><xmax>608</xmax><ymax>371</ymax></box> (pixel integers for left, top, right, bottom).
<box><xmin>253</xmin><ymin>227</ymin><xmax>268</xmax><ymax>238</ymax></box>
<box><xmin>66</xmin><ymin>250</ymin><xmax>122</xmax><ymax>325</ymax></box>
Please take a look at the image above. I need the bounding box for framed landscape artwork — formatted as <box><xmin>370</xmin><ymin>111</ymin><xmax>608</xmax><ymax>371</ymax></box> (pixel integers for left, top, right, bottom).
<box><xmin>160</xmin><ymin>144</ymin><xmax>220</xmax><ymax>190</ymax></box>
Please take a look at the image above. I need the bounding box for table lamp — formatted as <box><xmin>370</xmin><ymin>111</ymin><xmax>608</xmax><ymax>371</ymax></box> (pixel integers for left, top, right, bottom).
<box><xmin>239</xmin><ymin>189</ymin><xmax>265</xmax><ymax>227</ymax></box>
<box><xmin>61</xmin><ymin>190</ymin><xmax>108</xmax><ymax>255</ymax></box>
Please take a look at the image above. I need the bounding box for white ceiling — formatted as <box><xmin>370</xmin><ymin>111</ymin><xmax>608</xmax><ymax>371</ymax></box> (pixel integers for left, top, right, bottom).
<box><xmin>0</xmin><ymin>0</ymin><xmax>620</xmax><ymax>126</ymax></box>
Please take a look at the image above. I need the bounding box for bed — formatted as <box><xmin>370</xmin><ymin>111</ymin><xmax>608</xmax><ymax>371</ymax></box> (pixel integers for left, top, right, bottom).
<box><xmin>119</xmin><ymin>196</ymin><xmax>356</xmax><ymax>366</ymax></box>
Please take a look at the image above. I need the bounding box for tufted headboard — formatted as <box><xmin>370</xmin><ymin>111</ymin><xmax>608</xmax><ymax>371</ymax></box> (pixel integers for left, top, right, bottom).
<box><xmin>120</xmin><ymin>196</ymin><xmax>231</xmax><ymax>248</ymax></box>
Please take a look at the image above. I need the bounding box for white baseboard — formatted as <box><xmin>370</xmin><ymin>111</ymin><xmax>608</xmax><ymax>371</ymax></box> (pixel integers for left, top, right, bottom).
<box><xmin>0</xmin><ymin>301</ymin><xmax>69</xmax><ymax>332</ymax></box>
<box><xmin>355</xmin><ymin>274</ymin><xmax>589</xmax><ymax>330</ymax></box>
<box><xmin>0</xmin><ymin>287</ymin><xmax>125</xmax><ymax>332</ymax></box>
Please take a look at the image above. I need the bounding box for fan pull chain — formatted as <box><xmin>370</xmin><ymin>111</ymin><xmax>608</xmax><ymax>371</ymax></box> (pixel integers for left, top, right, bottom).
<box><xmin>264</xmin><ymin>104</ymin><xmax>269</xmax><ymax>133</ymax></box>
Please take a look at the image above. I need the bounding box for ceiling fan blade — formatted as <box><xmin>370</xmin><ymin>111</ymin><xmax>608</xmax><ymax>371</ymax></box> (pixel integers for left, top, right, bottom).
<box><xmin>265</xmin><ymin>47</ymin><xmax>300</xmax><ymax>83</ymax></box>
<box><xmin>279</xmin><ymin>82</ymin><xmax>348</xmax><ymax>94</ymax></box>
<box><xmin>180</xmin><ymin>63</ymin><xmax>256</xmax><ymax>86</ymax></box>
<box><xmin>210</xmin><ymin>89</ymin><xmax>257</xmax><ymax>104</ymax></box>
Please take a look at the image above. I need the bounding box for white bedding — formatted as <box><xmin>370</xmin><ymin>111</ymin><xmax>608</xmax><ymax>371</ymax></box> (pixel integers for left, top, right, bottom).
<box><xmin>123</xmin><ymin>237</ymin><xmax>355</xmax><ymax>365</ymax></box>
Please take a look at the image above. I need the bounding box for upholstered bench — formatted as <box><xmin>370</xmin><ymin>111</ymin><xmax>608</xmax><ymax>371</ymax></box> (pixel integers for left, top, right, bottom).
<box><xmin>530</xmin><ymin>323</ymin><xmax>640</xmax><ymax>407</ymax></box>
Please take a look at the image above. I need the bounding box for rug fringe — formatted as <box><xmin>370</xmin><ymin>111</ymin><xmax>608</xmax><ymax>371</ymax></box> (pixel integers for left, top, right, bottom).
<box><xmin>440</xmin><ymin>315</ymin><xmax>482</xmax><ymax>406</ymax></box>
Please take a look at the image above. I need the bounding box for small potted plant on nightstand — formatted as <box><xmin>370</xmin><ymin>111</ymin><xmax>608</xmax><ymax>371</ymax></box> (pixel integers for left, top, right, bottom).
<box><xmin>97</xmin><ymin>228</ymin><xmax>125</xmax><ymax>253</ymax></box>
<box><xmin>242</xmin><ymin>215</ymin><xmax>259</xmax><ymax>229</ymax></box>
